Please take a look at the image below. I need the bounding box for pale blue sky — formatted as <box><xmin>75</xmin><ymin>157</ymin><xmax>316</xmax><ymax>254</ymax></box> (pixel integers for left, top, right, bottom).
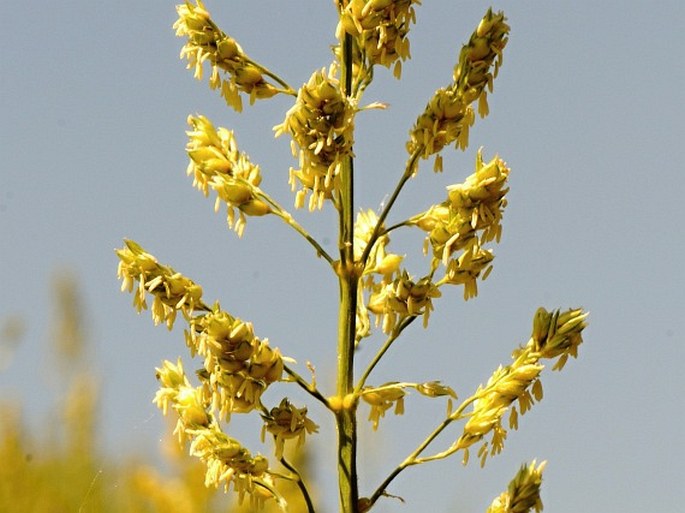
<box><xmin>1</xmin><ymin>1</ymin><xmax>684</xmax><ymax>512</ymax></box>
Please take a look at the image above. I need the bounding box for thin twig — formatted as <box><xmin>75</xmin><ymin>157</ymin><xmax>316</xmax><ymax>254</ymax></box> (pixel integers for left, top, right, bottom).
<box><xmin>359</xmin><ymin>149</ymin><xmax>422</xmax><ymax>266</ymax></box>
<box><xmin>284</xmin><ymin>364</ymin><xmax>330</xmax><ymax>409</ymax></box>
<box><xmin>365</xmin><ymin>395</ymin><xmax>477</xmax><ymax>510</ymax></box>
<box><xmin>280</xmin><ymin>455</ymin><xmax>317</xmax><ymax>513</ymax></box>
<box><xmin>354</xmin><ymin>316</ymin><xmax>417</xmax><ymax>394</ymax></box>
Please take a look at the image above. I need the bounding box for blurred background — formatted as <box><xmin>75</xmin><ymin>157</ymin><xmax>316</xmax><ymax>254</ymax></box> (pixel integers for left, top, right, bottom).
<box><xmin>1</xmin><ymin>1</ymin><xmax>683</xmax><ymax>512</ymax></box>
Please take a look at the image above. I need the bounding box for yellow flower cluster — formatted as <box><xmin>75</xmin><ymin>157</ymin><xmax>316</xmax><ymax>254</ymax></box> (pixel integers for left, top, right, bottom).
<box><xmin>261</xmin><ymin>398</ymin><xmax>319</xmax><ymax>459</ymax></box>
<box><xmin>411</xmin><ymin>150</ymin><xmax>510</xmax><ymax>299</ymax></box>
<box><xmin>367</xmin><ymin>270</ymin><xmax>441</xmax><ymax>333</ymax></box>
<box><xmin>174</xmin><ymin>0</ymin><xmax>281</xmax><ymax>111</ymax></box>
<box><xmin>407</xmin><ymin>9</ymin><xmax>509</xmax><ymax>164</ymax></box>
<box><xmin>355</xmin><ymin>209</ymin><xmax>404</xmax><ymax>283</ymax></box>
<box><xmin>117</xmin><ymin>240</ymin><xmax>301</xmax><ymax>505</ymax></box>
<box><xmin>187</xmin><ymin>306</ymin><xmax>284</xmax><ymax>417</ymax></box>
<box><xmin>455</xmin><ymin>351</ymin><xmax>543</xmax><ymax>466</ymax></box>
<box><xmin>486</xmin><ymin>461</ymin><xmax>546</xmax><ymax>513</ymax></box>
<box><xmin>336</xmin><ymin>0</ymin><xmax>421</xmax><ymax>79</ymax></box>
<box><xmin>361</xmin><ymin>383</ymin><xmax>406</xmax><ymax>430</ymax></box>
<box><xmin>274</xmin><ymin>67</ymin><xmax>356</xmax><ymax>210</ymax></box>
<box><xmin>454</xmin><ymin>307</ymin><xmax>588</xmax><ymax>467</ymax></box>
<box><xmin>186</xmin><ymin>114</ymin><xmax>270</xmax><ymax>237</ymax></box>
<box><xmin>354</xmin><ymin>209</ymin><xmax>404</xmax><ymax>340</ymax></box>
<box><xmin>154</xmin><ymin>359</ymin><xmax>275</xmax><ymax>505</ymax></box>
<box><xmin>116</xmin><ymin>239</ymin><xmax>204</xmax><ymax>329</ymax></box>
<box><xmin>361</xmin><ymin>381</ymin><xmax>456</xmax><ymax>430</ymax></box>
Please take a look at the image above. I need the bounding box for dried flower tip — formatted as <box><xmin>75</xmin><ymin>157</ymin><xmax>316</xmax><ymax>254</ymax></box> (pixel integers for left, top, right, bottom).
<box><xmin>487</xmin><ymin>460</ymin><xmax>546</xmax><ymax>513</ymax></box>
<box><xmin>414</xmin><ymin>381</ymin><xmax>457</xmax><ymax>399</ymax></box>
<box><xmin>530</xmin><ymin>307</ymin><xmax>589</xmax><ymax>370</ymax></box>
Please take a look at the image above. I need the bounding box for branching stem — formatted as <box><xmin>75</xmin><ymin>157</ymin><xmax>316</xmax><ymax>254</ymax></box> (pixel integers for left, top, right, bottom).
<box><xmin>283</xmin><ymin>364</ymin><xmax>330</xmax><ymax>409</ymax></box>
<box><xmin>360</xmin><ymin>149</ymin><xmax>422</xmax><ymax>266</ymax></box>
<box><xmin>254</xmin><ymin>187</ymin><xmax>335</xmax><ymax>266</ymax></box>
<box><xmin>354</xmin><ymin>316</ymin><xmax>417</xmax><ymax>394</ymax></box>
<box><xmin>366</xmin><ymin>395</ymin><xmax>478</xmax><ymax>510</ymax></box>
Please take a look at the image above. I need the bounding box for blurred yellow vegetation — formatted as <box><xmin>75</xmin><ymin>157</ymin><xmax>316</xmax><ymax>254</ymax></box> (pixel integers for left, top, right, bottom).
<box><xmin>0</xmin><ymin>272</ymin><xmax>311</xmax><ymax>513</ymax></box>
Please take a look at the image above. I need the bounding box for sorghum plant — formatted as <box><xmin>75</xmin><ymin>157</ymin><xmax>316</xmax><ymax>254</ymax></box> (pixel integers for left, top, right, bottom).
<box><xmin>116</xmin><ymin>2</ymin><xmax>589</xmax><ymax>512</ymax></box>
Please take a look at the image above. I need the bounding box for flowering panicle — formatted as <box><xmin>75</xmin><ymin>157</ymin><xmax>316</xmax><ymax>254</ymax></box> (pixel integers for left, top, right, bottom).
<box><xmin>118</xmin><ymin>4</ymin><xmax>590</xmax><ymax>510</ymax></box>
<box><xmin>116</xmin><ymin>240</ymin><xmax>286</xmax><ymax>417</ymax></box>
<box><xmin>261</xmin><ymin>398</ymin><xmax>319</xmax><ymax>459</ymax></box>
<box><xmin>486</xmin><ymin>461</ymin><xmax>546</xmax><ymax>513</ymax></box>
<box><xmin>367</xmin><ymin>271</ymin><xmax>441</xmax><ymax>333</ymax></box>
<box><xmin>274</xmin><ymin>66</ymin><xmax>356</xmax><ymax>210</ymax></box>
<box><xmin>116</xmin><ymin>239</ymin><xmax>204</xmax><ymax>329</ymax></box>
<box><xmin>410</xmin><ymin>150</ymin><xmax>509</xmax><ymax>299</ymax></box>
<box><xmin>174</xmin><ymin>0</ymin><xmax>287</xmax><ymax>111</ymax></box>
<box><xmin>153</xmin><ymin>359</ymin><xmax>278</xmax><ymax>507</ymax></box>
<box><xmin>337</xmin><ymin>0</ymin><xmax>421</xmax><ymax>80</ymax></box>
<box><xmin>452</xmin><ymin>307</ymin><xmax>587</xmax><ymax>467</ymax></box>
<box><xmin>187</xmin><ymin>305</ymin><xmax>285</xmax><ymax>417</ymax></box>
<box><xmin>407</xmin><ymin>9</ymin><xmax>509</xmax><ymax>164</ymax></box>
<box><xmin>186</xmin><ymin>114</ymin><xmax>270</xmax><ymax>237</ymax></box>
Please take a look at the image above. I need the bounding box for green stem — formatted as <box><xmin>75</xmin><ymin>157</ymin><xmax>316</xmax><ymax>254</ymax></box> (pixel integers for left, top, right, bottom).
<box><xmin>254</xmin><ymin>186</ymin><xmax>335</xmax><ymax>266</ymax></box>
<box><xmin>360</xmin><ymin>149</ymin><xmax>422</xmax><ymax>266</ymax></box>
<box><xmin>280</xmin><ymin>455</ymin><xmax>317</xmax><ymax>513</ymax></box>
<box><xmin>283</xmin><ymin>364</ymin><xmax>330</xmax><ymax>408</ymax></box>
<box><xmin>366</xmin><ymin>396</ymin><xmax>477</xmax><ymax>510</ymax></box>
<box><xmin>354</xmin><ymin>316</ymin><xmax>417</xmax><ymax>394</ymax></box>
<box><xmin>244</xmin><ymin>56</ymin><xmax>297</xmax><ymax>95</ymax></box>
<box><xmin>335</xmin><ymin>29</ymin><xmax>360</xmax><ymax>513</ymax></box>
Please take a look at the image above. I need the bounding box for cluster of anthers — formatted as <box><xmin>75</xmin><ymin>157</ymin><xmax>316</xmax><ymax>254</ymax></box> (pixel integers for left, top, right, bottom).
<box><xmin>486</xmin><ymin>460</ymin><xmax>546</xmax><ymax>513</ymax></box>
<box><xmin>410</xmin><ymin>149</ymin><xmax>510</xmax><ymax>299</ymax></box>
<box><xmin>452</xmin><ymin>307</ymin><xmax>588</xmax><ymax>467</ymax></box>
<box><xmin>353</xmin><ymin>209</ymin><xmax>405</xmax><ymax>338</ymax></box>
<box><xmin>173</xmin><ymin>0</ymin><xmax>287</xmax><ymax>111</ymax></box>
<box><xmin>337</xmin><ymin>0</ymin><xmax>421</xmax><ymax>80</ymax></box>
<box><xmin>367</xmin><ymin>271</ymin><xmax>442</xmax><ymax>334</ymax></box>
<box><xmin>274</xmin><ymin>66</ymin><xmax>356</xmax><ymax>210</ymax></box>
<box><xmin>186</xmin><ymin>114</ymin><xmax>270</xmax><ymax>236</ymax></box>
<box><xmin>187</xmin><ymin>305</ymin><xmax>284</xmax><ymax>417</ymax></box>
<box><xmin>116</xmin><ymin>239</ymin><xmax>204</xmax><ymax>329</ymax></box>
<box><xmin>360</xmin><ymin>381</ymin><xmax>456</xmax><ymax>430</ymax></box>
<box><xmin>154</xmin><ymin>358</ymin><xmax>277</xmax><ymax>506</ymax></box>
<box><xmin>260</xmin><ymin>398</ymin><xmax>319</xmax><ymax>459</ymax></box>
<box><xmin>407</xmin><ymin>9</ymin><xmax>509</xmax><ymax>168</ymax></box>
<box><xmin>116</xmin><ymin>241</ymin><xmax>317</xmax><ymax>505</ymax></box>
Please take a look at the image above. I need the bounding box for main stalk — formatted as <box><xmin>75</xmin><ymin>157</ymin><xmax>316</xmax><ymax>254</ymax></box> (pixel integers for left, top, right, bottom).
<box><xmin>335</xmin><ymin>29</ymin><xmax>360</xmax><ymax>513</ymax></box>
